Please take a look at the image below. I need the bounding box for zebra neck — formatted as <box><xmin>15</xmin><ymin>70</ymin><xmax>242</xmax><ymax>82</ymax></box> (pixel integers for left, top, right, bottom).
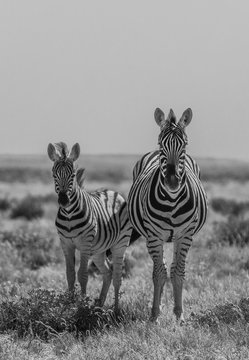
<box><xmin>60</xmin><ymin>185</ymin><xmax>87</xmax><ymax>216</ymax></box>
<box><xmin>158</xmin><ymin>169</ymin><xmax>187</xmax><ymax>199</ymax></box>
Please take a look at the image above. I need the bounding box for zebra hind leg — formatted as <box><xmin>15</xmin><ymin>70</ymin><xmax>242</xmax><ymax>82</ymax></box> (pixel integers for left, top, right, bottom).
<box><xmin>111</xmin><ymin>243</ymin><xmax>127</xmax><ymax>314</ymax></box>
<box><xmin>91</xmin><ymin>252</ymin><xmax>112</xmax><ymax>307</ymax></box>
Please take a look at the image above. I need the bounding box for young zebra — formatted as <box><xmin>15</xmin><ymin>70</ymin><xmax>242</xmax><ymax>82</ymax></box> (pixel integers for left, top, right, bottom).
<box><xmin>127</xmin><ymin>108</ymin><xmax>208</xmax><ymax>323</ymax></box>
<box><xmin>47</xmin><ymin>142</ymin><xmax>133</xmax><ymax>312</ymax></box>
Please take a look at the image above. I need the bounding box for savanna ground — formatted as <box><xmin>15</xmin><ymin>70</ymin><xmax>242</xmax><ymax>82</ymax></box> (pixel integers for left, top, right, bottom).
<box><xmin>1</xmin><ymin>154</ymin><xmax>249</xmax><ymax>359</ymax></box>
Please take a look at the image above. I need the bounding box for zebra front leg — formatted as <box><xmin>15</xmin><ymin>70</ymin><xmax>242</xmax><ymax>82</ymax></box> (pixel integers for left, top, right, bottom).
<box><xmin>170</xmin><ymin>236</ymin><xmax>192</xmax><ymax>323</ymax></box>
<box><xmin>60</xmin><ymin>238</ymin><xmax>76</xmax><ymax>293</ymax></box>
<box><xmin>78</xmin><ymin>251</ymin><xmax>90</xmax><ymax>297</ymax></box>
<box><xmin>147</xmin><ymin>240</ymin><xmax>167</xmax><ymax>322</ymax></box>
<box><xmin>92</xmin><ymin>252</ymin><xmax>112</xmax><ymax>307</ymax></box>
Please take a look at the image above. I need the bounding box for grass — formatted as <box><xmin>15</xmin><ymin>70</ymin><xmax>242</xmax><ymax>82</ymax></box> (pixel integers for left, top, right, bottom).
<box><xmin>1</xmin><ymin>236</ymin><xmax>249</xmax><ymax>359</ymax></box>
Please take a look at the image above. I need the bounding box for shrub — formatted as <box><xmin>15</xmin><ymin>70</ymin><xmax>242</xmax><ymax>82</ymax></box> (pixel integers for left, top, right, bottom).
<box><xmin>39</xmin><ymin>193</ymin><xmax>57</xmax><ymax>203</ymax></box>
<box><xmin>0</xmin><ymin>242</ymin><xmax>24</xmax><ymax>282</ymax></box>
<box><xmin>210</xmin><ymin>198</ymin><xmax>249</xmax><ymax>218</ymax></box>
<box><xmin>190</xmin><ymin>298</ymin><xmax>249</xmax><ymax>329</ymax></box>
<box><xmin>0</xmin><ymin>197</ymin><xmax>12</xmax><ymax>211</ymax></box>
<box><xmin>0</xmin><ymin>226</ymin><xmax>59</xmax><ymax>269</ymax></box>
<box><xmin>210</xmin><ymin>217</ymin><xmax>249</xmax><ymax>247</ymax></box>
<box><xmin>0</xmin><ymin>288</ymin><xmax>118</xmax><ymax>340</ymax></box>
<box><xmin>10</xmin><ymin>195</ymin><xmax>44</xmax><ymax>220</ymax></box>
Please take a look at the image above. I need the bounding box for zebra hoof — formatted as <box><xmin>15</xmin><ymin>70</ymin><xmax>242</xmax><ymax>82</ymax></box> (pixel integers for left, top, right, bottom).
<box><xmin>94</xmin><ymin>298</ymin><xmax>104</xmax><ymax>307</ymax></box>
<box><xmin>175</xmin><ymin>313</ymin><xmax>185</xmax><ymax>325</ymax></box>
<box><xmin>114</xmin><ymin>307</ymin><xmax>123</xmax><ymax>319</ymax></box>
<box><xmin>149</xmin><ymin>311</ymin><xmax>160</xmax><ymax>324</ymax></box>
<box><xmin>149</xmin><ymin>316</ymin><xmax>160</xmax><ymax>325</ymax></box>
<box><xmin>179</xmin><ymin>318</ymin><xmax>185</xmax><ymax>326</ymax></box>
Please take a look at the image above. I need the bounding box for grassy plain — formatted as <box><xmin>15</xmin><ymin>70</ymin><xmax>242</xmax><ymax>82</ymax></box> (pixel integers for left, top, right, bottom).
<box><xmin>0</xmin><ymin>154</ymin><xmax>249</xmax><ymax>359</ymax></box>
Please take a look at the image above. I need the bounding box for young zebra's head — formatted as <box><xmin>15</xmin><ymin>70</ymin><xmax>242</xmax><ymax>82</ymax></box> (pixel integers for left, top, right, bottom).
<box><xmin>47</xmin><ymin>142</ymin><xmax>80</xmax><ymax>208</ymax></box>
<box><xmin>155</xmin><ymin>107</ymin><xmax>192</xmax><ymax>192</ymax></box>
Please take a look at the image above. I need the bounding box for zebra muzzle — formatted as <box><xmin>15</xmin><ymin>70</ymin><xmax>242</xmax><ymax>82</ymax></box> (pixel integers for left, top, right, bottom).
<box><xmin>58</xmin><ymin>192</ymin><xmax>70</xmax><ymax>207</ymax></box>
<box><xmin>165</xmin><ymin>175</ymin><xmax>180</xmax><ymax>191</ymax></box>
<box><xmin>165</xmin><ymin>164</ymin><xmax>180</xmax><ymax>190</ymax></box>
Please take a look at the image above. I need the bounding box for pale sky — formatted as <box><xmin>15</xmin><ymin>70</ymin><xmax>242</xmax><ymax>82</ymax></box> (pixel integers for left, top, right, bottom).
<box><xmin>0</xmin><ymin>1</ymin><xmax>248</xmax><ymax>159</ymax></box>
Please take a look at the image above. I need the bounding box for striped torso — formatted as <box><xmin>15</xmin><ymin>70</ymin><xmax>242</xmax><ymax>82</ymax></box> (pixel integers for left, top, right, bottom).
<box><xmin>128</xmin><ymin>150</ymin><xmax>207</xmax><ymax>241</ymax></box>
<box><xmin>56</xmin><ymin>187</ymin><xmax>129</xmax><ymax>254</ymax></box>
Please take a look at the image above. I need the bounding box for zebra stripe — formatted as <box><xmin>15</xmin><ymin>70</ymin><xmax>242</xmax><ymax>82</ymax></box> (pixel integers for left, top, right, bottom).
<box><xmin>47</xmin><ymin>142</ymin><xmax>132</xmax><ymax>312</ymax></box>
<box><xmin>127</xmin><ymin>108</ymin><xmax>208</xmax><ymax>322</ymax></box>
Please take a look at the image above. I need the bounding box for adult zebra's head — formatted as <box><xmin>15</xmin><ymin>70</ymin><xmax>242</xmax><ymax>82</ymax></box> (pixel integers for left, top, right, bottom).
<box><xmin>47</xmin><ymin>142</ymin><xmax>80</xmax><ymax>208</ymax></box>
<box><xmin>154</xmin><ymin>107</ymin><xmax>192</xmax><ymax>192</ymax></box>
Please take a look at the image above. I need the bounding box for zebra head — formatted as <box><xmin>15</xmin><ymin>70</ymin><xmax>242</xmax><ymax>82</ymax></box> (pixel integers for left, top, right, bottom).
<box><xmin>155</xmin><ymin>107</ymin><xmax>192</xmax><ymax>192</ymax></box>
<box><xmin>47</xmin><ymin>142</ymin><xmax>80</xmax><ymax>208</ymax></box>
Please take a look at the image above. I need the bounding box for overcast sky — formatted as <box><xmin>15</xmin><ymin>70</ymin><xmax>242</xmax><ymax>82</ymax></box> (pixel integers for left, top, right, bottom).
<box><xmin>0</xmin><ymin>1</ymin><xmax>248</xmax><ymax>159</ymax></box>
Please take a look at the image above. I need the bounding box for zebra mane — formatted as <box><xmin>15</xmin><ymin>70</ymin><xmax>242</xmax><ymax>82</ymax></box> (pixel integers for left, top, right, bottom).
<box><xmin>54</xmin><ymin>142</ymin><xmax>69</xmax><ymax>160</ymax></box>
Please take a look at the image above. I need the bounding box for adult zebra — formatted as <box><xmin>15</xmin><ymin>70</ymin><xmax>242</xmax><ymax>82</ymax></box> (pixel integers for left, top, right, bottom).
<box><xmin>47</xmin><ymin>142</ymin><xmax>133</xmax><ymax>312</ymax></box>
<box><xmin>127</xmin><ymin>107</ymin><xmax>207</xmax><ymax>322</ymax></box>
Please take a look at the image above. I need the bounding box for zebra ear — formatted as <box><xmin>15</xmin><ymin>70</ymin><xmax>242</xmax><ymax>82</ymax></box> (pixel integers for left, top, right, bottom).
<box><xmin>76</xmin><ymin>168</ymin><xmax>85</xmax><ymax>188</ymax></box>
<box><xmin>47</xmin><ymin>143</ymin><xmax>60</xmax><ymax>162</ymax></box>
<box><xmin>68</xmin><ymin>143</ymin><xmax>80</xmax><ymax>161</ymax></box>
<box><xmin>154</xmin><ymin>108</ymin><xmax>166</xmax><ymax>127</ymax></box>
<box><xmin>178</xmin><ymin>108</ymin><xmax>192</xmax><ymax>129</ymax></box>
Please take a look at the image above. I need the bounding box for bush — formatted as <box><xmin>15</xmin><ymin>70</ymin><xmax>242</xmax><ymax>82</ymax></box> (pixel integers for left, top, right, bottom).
<box><xmin>0</xmin><ymin>288</ymin><xmax>118</xmax><ymax>340</ymax></box>
<box><xmin>0</xmin><ymin>242</ymin><xmax>24</xmax><ymax>282</ymax></box>
<box><xmin>38</xmin><ymin>193</ymin><xmax>57</xmax><ymax>203</ymax></box>
<box><xmin>0</xmin><ymin>226</ymin><xmax>59</xmax><ymax>269</ymax></box>
<box><xmin>190</xmin><ymin>298</ymin><xmax>249</xmax><ymax>329</ymax></box>
<box><xmin>0</xmin><ymin>197</ymin><xmax>12</xmax><ymax>211</ymax></box>
<box><xmin>210</xmin><ymin>198</ymin><xmax>249</xmax><ymax>217</ymax></box>
<box><xmin>10</xmin><ymin>195</ymin><xmax>44</xmax><ymax>220</ymax></box>
<box><xmin>210</xmin><ymin>217</ymin><xmax>249</xmax><ymax>247</ymax></box>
